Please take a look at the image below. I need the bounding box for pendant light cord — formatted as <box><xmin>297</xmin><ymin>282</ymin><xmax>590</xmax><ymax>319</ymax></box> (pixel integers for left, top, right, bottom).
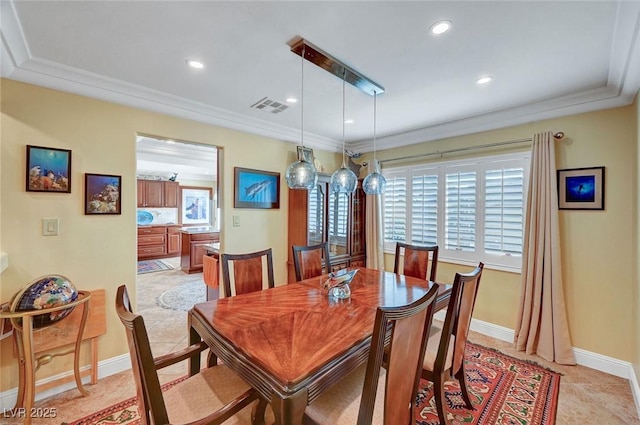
<box><xmin>373</xmin><ymin>91</ymin><xmax>377</xmax><ymax>168</ymax></box>
<box><xmin>342</xmin><ymin>69</ymin><xmax>346</xmax><ymax>168</ymax></box>
<box><xmin>300</xmin><ymin>46</ymin><xmax>305</xmax><ymax>151</ymax></box>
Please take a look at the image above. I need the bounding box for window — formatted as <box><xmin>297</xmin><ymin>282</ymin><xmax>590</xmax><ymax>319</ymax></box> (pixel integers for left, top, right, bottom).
<box><xmin>382</xmin><ymin>152</ymin><xmax>529</xmax><ymax>272</ymax></box>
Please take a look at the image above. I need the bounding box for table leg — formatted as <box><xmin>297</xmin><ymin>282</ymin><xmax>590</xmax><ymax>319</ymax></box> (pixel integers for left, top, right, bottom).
<box><xmin>21</xmin><ymin>316</ymin><xmax>34</xmax><ymax>425</ymax></box>
<box><xmin>188</xmin><ymin>316</ymin><xmax>201</xmax><ymax>376</ymax></box>
<box><xmin>270</xmin><ymin>390</ymin><xmax>307</xmax><ymax>425</ymax></box>
<box><xmin>13</xmin><ymin>329</ymin><xmax>26</xmax><ymax>410</ymax></box>
<box><xmin>73</xmin><ymin>301</ymin><xmax>91</xmax><ymax>396</ymax></box>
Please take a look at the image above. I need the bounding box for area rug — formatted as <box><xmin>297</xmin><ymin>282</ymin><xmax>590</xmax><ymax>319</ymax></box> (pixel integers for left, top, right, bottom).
<box><xmin>65</xmin><ymin>343</ymin><xmax>560</xmax><ymax>425</ymax></box>
<box><xmin>155</xmin><ymin>280</ymin><xmax>206</xmax><ymax>311</ymax></box>
<box><xmin>137</xmin><ymin>259</ymin><xmax>174</xmax><ymax>274</ymax></box>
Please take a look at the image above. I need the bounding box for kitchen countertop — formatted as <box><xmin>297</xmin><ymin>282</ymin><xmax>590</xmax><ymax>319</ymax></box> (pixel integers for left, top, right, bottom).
<box><xmin>203</xmin><ymin>242</ymin><xmax>220</xmax><ymax>254</ymax></box>
<box><xmin>179</xmin><ymin>226</ymin><xmax>219</xmax><ymax>234</ymax></box>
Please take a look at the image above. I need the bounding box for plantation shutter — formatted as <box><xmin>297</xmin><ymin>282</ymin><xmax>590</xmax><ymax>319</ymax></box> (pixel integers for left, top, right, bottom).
<box><xmin>383</xmin><ymin>174</ymin><xmax>407</xmax><ymax>247</ymax></box>
<box><xmin>410</xmin><ymin>173</ymin><xmax>438</xmax><ymax>246</ymax></box>
<box><xmin>485</xmin><ymin>167</ymin><xmax>525</xmax><ymax>256</ymax></box>
<box><xmin>445</xmin><ymin>171</ymin><xmax>476</xmax><ymax>252</ymax></box>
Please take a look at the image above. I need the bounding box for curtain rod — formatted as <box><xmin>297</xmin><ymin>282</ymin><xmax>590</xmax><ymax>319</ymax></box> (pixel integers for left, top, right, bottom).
<box><xmin>379</xmin><ymin>131</ymin><xmax>565</xmax><ymax>164</ymax></box>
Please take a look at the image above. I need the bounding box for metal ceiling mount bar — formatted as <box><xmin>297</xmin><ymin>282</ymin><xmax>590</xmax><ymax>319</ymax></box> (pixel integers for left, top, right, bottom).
<box><xmin>290</xmin><ymin>38</ymin><xmax>385</xmax><ymax>96</ymax></box>
<box><xmin>380</xmin><ymin>131</ymin><xmax>565</xmax><ymax>164</ymax></box>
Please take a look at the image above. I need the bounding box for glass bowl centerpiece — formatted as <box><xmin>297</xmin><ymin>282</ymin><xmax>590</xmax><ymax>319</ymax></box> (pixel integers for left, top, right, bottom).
<box><xmin>322</xmin><ymin>269</ymin><xmax>358</xmax><ymax>299</ymax></box>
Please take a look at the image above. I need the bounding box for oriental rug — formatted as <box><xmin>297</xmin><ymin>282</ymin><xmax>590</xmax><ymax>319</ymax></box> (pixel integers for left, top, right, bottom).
<box><xmin>155</xmin><ymin>280</ymin><xmax>206</xmax><ymax>311</ymax></box>
<box><xmin>65</xmin><ymin>343</ymin><xmax>560</xmax><ymax>425</ymax></box>
<box><xmin>136</xmin><ymin>259</ymin><xmax>174</xmax><ymax>274</ymax></box>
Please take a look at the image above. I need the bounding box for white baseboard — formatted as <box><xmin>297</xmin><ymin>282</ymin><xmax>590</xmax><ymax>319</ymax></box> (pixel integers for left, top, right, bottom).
<box><xmin>0</xmin><ymin>354</ymin><xmax>130</xmax><ymax>411</ymax></box>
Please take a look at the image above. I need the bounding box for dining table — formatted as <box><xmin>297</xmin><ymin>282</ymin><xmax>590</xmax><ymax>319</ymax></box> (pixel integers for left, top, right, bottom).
<box><xmin>188</xmin><ymin>267</ymin><xmax>451</xmax><ymax>425</ymax></box>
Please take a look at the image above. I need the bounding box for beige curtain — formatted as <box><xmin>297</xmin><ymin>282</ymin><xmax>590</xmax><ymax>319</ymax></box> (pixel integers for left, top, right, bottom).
<box><xmin>514</xmin><ymin>131</ymin><xmax>575</xmax><ymax>365</ymax></box>
<box><xmin>365</xmin><ymin>160</ymin><xmax>384</xmax><ymax>270</ymax></box>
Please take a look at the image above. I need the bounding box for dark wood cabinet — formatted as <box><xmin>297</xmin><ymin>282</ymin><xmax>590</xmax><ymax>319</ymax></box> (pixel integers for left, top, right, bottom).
<box><xmin>180</xmin><ymin>231</ymin><xmax>220</xmax><ymax>274</ymax></box>
<box><xmin>167</xmin><ymin>226</ymin><xmax>182</xmax><ymax>255</ymax></box>
<box><xmin>137</xmin><ymin>225</ymin><xmax>182</xmax><ymax>260</ymax></box>
<box><xmin>287</xmin><ymin>174</ymin><xmax>366</xmax><ymax>282</ymax></box>
<box><xmin>137</xmin><ymin>180</ymin><xmax>180</xmax><ymax>207</ymax></box>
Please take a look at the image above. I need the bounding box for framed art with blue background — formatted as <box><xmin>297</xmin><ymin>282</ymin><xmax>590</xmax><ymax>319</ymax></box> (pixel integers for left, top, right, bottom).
<box><xmin>557</xmin><ymin>166</ymin><xmax>605</xmax><ymax>210</ymax></box>
<box><xmin>26</xmin><ymin>145</ymin><xmax>72</xmax><ymax>193</ymax></box>
<box><xmin>234</xmin><ymin>167</ymin><xmax>280</xmax><ymax>209</ymax></box>
<box><xmin>85</xmin><ymin>173</ymin><xmax>121</xmax><ymax>214</ymax></box>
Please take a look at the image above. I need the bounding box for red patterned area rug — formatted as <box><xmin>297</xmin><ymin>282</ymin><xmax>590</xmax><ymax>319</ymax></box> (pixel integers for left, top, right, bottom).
<box><xmin>65</xmin><ymin>343</ymin><xmax>560</xmax><ymax>425</ymax></box>
<box><xmin>415</xmin><ymin>343</ymin><xmax>560</xmax><ymax>425</ymax></box>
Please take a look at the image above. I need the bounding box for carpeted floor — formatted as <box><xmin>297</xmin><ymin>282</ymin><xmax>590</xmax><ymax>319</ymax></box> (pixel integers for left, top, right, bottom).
<box><xmin>63</xmin><ymin>342</ymin><xmax>560</xmax><ymax>425</ymax></box>
<box><xmin>137</xmin><ymin>259</ymin><xmax>174</xmax><ymax>274</ymax></box>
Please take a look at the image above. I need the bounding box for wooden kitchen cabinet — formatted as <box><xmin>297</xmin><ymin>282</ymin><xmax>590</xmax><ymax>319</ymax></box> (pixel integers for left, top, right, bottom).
<box><xmin>137</xmin><ymin>180</ymin><xmax>179</xmax><ymax>207</ymax></box>
<box><xmin>137</xmin><ymin>226</ymin><xmax>167</xmax><ymax>259</ymax></box>
<box><xmin>287</xmin><ymin>174</ymin><xmax>366</xmax><ymax>282</ymax></box>
<box><xmin>167</xmin><ymin>226</ymin><xmax>181</xmax><ymax>255</ymax></box>
<box><xmin>180</xmin><ymin>231</ymin><xmax>220</xmax><ymax>274</ymax></box>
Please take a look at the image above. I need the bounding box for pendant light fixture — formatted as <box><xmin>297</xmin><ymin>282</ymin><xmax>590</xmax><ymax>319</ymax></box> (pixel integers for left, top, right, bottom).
<box><xmin>363</xmin><ymin>91</ymin><xmax>386</xmax><ymax>195</ymax></box>
<box><xmin>330</xmin><ymin>70</ymin><xmax>358</xmax><ymax>194</ymax></box>
<box><xmin>285</xmin><ymin>45</ymin><xmax>318</xmax><ymax>190</ymax></box>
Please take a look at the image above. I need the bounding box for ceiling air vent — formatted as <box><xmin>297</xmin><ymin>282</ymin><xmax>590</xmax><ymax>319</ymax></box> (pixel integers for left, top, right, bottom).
<box><xmin>250</xmin><ymin>97</ymin><xmax>289</xmax><ymax>114</ymax></box>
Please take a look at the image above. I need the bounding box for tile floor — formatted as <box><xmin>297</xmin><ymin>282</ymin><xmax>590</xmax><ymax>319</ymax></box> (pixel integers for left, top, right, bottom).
<box><xmin>8</xmin><ymin>259</ymin><xmax>640</xmax><ymax>424</ymax></box>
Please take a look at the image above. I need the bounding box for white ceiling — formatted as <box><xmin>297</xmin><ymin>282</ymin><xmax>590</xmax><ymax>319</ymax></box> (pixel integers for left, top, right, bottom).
<box><xmin>2</xmin><ymin>1</ymin><xmax>640</xmax><ymax>155</ymax></box>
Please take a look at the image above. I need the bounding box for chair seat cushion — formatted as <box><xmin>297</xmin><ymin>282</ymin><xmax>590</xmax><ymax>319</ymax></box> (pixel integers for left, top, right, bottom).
<box><xmin>164</xmin><ymin>365</ymin><xmax>255</xmax><ymax>424</ymax></box>
<box><xmin>422</xmin><ymin>329</ymin><xmax>455</xmax><ymax>373</ymax></box>
<box><xmin>304</xmin><ymin>364</ymin><xmax>386</xmax><ymax>424</ymax></box>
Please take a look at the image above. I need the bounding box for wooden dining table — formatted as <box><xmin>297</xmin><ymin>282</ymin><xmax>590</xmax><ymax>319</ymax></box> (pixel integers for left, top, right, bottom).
<box><xmin>188</xmin><ymin>267</ymin><xmax>451</xmax><ymax>425</ymax></box>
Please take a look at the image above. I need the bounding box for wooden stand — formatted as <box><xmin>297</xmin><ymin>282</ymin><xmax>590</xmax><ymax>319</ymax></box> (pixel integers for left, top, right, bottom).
<box><xmin>0</xmin><ymin>290</ymin><xmax>97</xmax><ymax>425</ymax></box>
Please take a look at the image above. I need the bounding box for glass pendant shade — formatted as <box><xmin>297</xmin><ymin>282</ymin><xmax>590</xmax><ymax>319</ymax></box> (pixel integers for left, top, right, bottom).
<box><xmin>330</xmin><ymin>166</ymin><xmax>358</xmax><ymax>193</ymax></box>
<box><xmin>363</xmin><ymin>171</ymin><xmax>386</xmax><ymax>195</ymax></box>
<box><xmin>286</xmin><ymin>157</ymin><xmax>318</xmax><ymax>190</ymax></box>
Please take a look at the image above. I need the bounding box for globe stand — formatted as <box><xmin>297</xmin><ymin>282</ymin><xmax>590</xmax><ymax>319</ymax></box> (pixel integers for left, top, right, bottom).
<box><xmin>0</xmin><ymin>290</ymin><xmax>91</xmax><ymax>425</ymax></box>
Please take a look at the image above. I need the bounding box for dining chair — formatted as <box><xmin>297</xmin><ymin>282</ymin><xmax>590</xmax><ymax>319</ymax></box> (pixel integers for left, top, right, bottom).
<box><xmin>292</xmin><ymin>241</ymin><xmax>332</xmax><ymax>281</ymax></box>
<box><xmin>394</xmin><ymin>242</ymin><xmax>439</xmax><ymax>282</ymax></box>
<box><xmin>221</xmin><ymin>248</ymin><xmax>275</xmax><ymax>297</ymax></box>
<box><xmin>114</xmin><ymin>284</ymin><xmax>261</xmax><ymax>425</ymax></box>
<box><xmin>303</xmin><ymin>283</ymin><xmax>441</xmax><ymax>425</ymax></box>
<box><xmin>422</xmin><ymin>262</ymin><xmax>484</xmax><ymax>425</ymax></box>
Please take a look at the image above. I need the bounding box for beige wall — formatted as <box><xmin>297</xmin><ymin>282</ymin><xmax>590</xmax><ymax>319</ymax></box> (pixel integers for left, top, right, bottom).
<box><xmin>1</xmin><ymin>77</ymin><xmax>638</xmax><ymax>394</ymax></box>
<box><xmin>0</xmin><ymin>79</ymin><xmax>341</xmax><ymax>392</ymax></box>
<box><xmin>375</xmin><ymin>104</ymin><xmax>638</xmax><ymax>361</ymax></box>
<box><xmin>635</xmin><ymin>91</ymin><xmax>640</xmax><ymax>380</ymax></box>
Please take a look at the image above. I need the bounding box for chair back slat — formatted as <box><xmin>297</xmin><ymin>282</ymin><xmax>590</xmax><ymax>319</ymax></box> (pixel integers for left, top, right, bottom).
<box><xmin>115</xmin><ymin>285</ymin><xmax>169</xmax><ymax>425</ymax></box>
<box><xmin>394</xmin><ymin>242</ymin><xmax>439</xmax><ymax>282</ymax></box>
<box><xmin>292</xmin><ymin>241</ymin><xmax>331</xmax><ymax>281</ymax></box>
<box><xmin>357</xmin><ymin>284</ymin><xmax>440</xmax><ymax>425</ymax></box>
<box><xmin>222</xmin><ymin>248</ymin><xmax>275</xmax><ymax>297</ymax></box>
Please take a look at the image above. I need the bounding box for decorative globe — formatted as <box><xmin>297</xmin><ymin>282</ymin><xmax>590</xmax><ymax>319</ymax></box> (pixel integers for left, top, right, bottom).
<box><xmin>11</xmin><ymin>275</ymin><xmax>78</xmax><ymax>329</ymax></box>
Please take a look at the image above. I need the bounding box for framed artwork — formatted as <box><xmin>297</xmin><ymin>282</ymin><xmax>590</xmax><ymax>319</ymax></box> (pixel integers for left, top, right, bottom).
<box><xmin>85</xmin><ymin>173</ymin><xmax>121</xmax><ymax>214</ymax></box>
<box><xmin>297</xmin><ymin>146</ymin><xmax>314</xmax><ymax>163</ymax></box>
<box><xmin>26</xmin><ymin>145</ymin><xmax>72</xmax><ymax>193</ymax></box>
<box><xmin>234</xmin><ymin>167</ymin><xmax>280</xmax><ymax>209</ymax></box>
<box><xmin>181</xmin><ymin>186</ymin><xmax>212</xmax><ymax>225</ymax></box>
<box><xmin>557</xmin><ymin>166</ymin><xmax>605</xmax><ymax>210</ymax></box>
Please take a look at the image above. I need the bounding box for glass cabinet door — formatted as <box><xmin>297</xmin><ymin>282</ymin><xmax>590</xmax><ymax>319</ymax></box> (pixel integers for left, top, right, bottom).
<box><xmin>328</xmin><ymin>191</ymin><xmax>349</xmax><ymax>257</ymax></box>
<box><xmin>308</xmin><ymin>183</ymin><xmax>325</xmax><ymax>245</ymax></box>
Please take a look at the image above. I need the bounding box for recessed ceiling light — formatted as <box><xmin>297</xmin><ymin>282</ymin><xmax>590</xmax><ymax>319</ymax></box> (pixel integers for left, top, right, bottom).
<box><xmin>476</xmin><ymin>76</ymin><xmax>493</xmax><ymax>85</ymax></box>
<box><xmin>186</xmin><ymin>59</ymin><xmax>204</xmax><ymax>69</ymax></box>
<box><xmin>430</xmin><ymin>20</ymin><xmax>452</xmax><ymax>35</ymax></box>
<box><xmin>166</xmin><ymin>140</ymin><xmax>175</xmax><ymax>144</ymax></box>
<box><xmin>344</xmin><ymin>119</ymin><xmax>355</xmax><ymax>124</ymax></box>
<box><xmin>286</xmin><ymin>97</ymin><xmax>297</xmax><ymax>103</ymax></box>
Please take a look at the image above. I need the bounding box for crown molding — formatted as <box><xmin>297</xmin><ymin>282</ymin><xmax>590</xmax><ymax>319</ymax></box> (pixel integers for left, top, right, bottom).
<box><xmin>2</xmin><ymin>0</ymin><xmax>639</xmax><ymax>155</ymax></box>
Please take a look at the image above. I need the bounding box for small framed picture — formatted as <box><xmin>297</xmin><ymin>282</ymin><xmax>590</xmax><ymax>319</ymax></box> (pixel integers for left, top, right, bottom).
<box><xmin>234</xmin><ymin>167</ymin><xmax>280</xmax><ymax>209</ymax></box>
<box><xmin>85</xmin><ymin>173</ymin><xmax>121</xmax><ymax>215</ymax></box>
<box><xmin>557</xmin><ymin>166</ymin><xmax>605</xmax><ymax>210</ymax></box>
<box><xmin>26</xmin><ymin>145</ymin><xmax>72</xmax><ymax>193</ymax></box>
<box><xmin>297</xmin><ymin>146</ymin><xmax>314</xmax><ymax>163</ymax></box>
<box><xmin>181</xmin><ymin>186</ymin><xmax>212</xmax><ymax>225</ymax></box>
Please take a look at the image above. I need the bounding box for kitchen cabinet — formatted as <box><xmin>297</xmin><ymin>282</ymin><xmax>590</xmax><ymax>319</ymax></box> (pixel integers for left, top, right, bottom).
<box><xmin>287</xmin><ymin>174</ymin><xmax>366</xmax><ymax>282</ymax></box>
<box><xmin>137</xmin><ymin>225</ymin><xmax>182</xmax><ymax>260</ymax></box>
<box><xmin>180</xmin><ymin>230</ymin><xmax>220</xmax><ymax>274</ymax></box>
<box><xmin>137</xmin><ymin>180</ymin><xmax>179</xmax><ymax>207</ymax></box>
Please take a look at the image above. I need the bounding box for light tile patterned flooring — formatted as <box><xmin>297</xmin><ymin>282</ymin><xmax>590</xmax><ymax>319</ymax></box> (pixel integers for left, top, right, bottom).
<box><xmin>10</xmin><ymin>259</ymin><xmax>640</xmax><ymax>424</ymax></box>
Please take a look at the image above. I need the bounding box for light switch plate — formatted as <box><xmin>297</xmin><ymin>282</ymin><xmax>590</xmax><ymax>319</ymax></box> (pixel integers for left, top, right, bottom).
<box><xmin>42</xmin><ymin>218</ymin><xmax>59</xmax><ymax>236</ymax></box>
<box><xmin>232</xmin><ymin>215</ymin><xmax>240</xmax><ymax>227</ymax></box>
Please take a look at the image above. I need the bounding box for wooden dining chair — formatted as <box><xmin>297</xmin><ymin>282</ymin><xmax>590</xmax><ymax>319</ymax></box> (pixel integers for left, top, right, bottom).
<box><xmin>422</xmin><ymin>262</ymin><xmax>484</xmax><ymax>425</ymax></box>
<box><xmin>292</xmin><ymin>241</ymin><xmax>331</xmax><ymax>281</ymax></box>
<box><xmin>303</xmin><ymin>283</ymin><xmax>441</xmax><ymax>425</ymax></box>
<box><xmin>221</xmin><ymin>248</ymin><xmax>275</xmax><ymax>297</ymax></box>
<box><xmin>115</xmin><ymin>285</ymin><xmax>261</xmax><ymax>425</ymax></box>
<box><xmin>394</xmin><ymin>242</ymin><xmax>439</xmax><ymax>282</ymax></box>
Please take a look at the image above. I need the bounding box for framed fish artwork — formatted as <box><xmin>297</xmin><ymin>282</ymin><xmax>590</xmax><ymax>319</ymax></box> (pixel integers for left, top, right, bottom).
<box><xmin>26</xmin><ymin>145</ymin><xmax>72</xmax><ymax>193</ymax></box>
<box><xmin>234</xmin><ymin>167</ymin><xmax>280</xmax><ymax>209</ymax></box>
